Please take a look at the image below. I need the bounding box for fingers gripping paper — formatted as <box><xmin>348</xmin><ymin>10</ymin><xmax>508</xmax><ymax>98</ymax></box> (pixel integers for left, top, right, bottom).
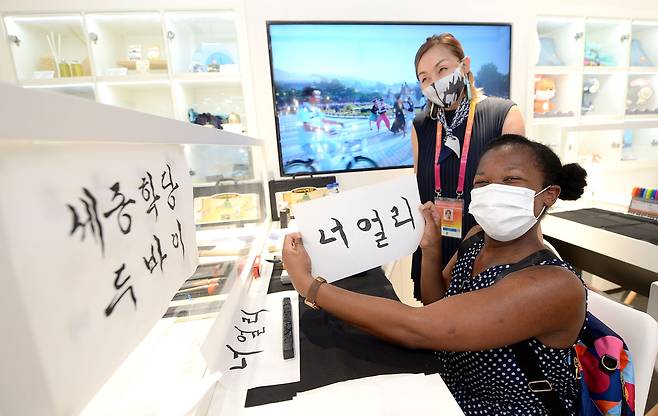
<box><xmin>293</xmin><ymin>175</ymin><xmax>424</xmax><ymax>282</ymax></box>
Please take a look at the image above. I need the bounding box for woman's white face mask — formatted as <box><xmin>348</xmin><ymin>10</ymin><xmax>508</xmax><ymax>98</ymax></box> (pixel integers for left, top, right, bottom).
<box><xmin>468</xmin><ymin>183</ymin><xmax>551</xmax><ymax>242</ymax></box>
<box><xmin>421</xmin><ymin>62</ymin><xmax>467</xmax><ymax>108</ymax></box>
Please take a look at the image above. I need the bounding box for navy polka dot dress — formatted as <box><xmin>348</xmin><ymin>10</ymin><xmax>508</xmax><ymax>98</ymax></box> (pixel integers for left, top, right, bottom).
<box><xmin>438</xmin><ymin>239</ymin><xmax>586</xmax><ymax>415</ymax></box>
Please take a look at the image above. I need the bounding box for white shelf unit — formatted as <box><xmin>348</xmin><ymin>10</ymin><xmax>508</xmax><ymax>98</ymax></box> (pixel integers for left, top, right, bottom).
<box><xmin>630</xmin><ymin>20</ymin><xmax>658</xmax><ymax>68</ymax></box>
<box><xmin>583</xmin><ymin>19</ymin><xmax>630</xmax><ymax>68</ymax></box>
<box><xmin>1</xmin><ymin>9</ymin><xmax>255</xmax><ymax>138</ymax></box>
<box><xmin>626</xmin><ymin>73</ymin><xmax>658</xmax><ymax>116</ymax></box>
<box><xmin>4</xmin><ymin>14</ymin><xmax>91</xmax><ymax>81</ymax></box>
<box><xmin>97</xmin><ymin>79</ymin><xmax>175</xmax><ymax>118</ymax></box>
<box><xmin>530</xmin><ymin>15</ymin><xmax>658</xmax><ymax>170</ymax></box>
<box><xmin>581</xmin><ymin>73</ymin><xmax>627</xmax><ymax>117</ymax></box>
<box><xmin>532</xmin><ymin>72</ymin><xmax>581</xmax><ymax>118</ymax></box>
<box><xmin>85</xmin><ymin>12</ymin><xmax>169</xmax><ymax>78</ymax></box>
<box><xmin>536</xmin><ymin>17</ymin><xmax>584</xmax><ymax>67</ymax></box>
<box><xmin>172</xmin><ymin>78</ymin><xmax>246</xmax><ymax>130</ymax></box>
<box><xmin>164</xmin><ymin>11</ymin><xmax>240</xmax><ymax>76</ymax></box>
<box><xmin>621</xmin><ymin>126</ymin><xmax>658</xmax><ymax>161</ymax></box>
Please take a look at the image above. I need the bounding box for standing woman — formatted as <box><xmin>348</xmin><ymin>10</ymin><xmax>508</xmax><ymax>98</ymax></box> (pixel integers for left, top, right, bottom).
<box><xmin>410</xmin><ymin>33</ymin><xmax>524</xmax><ymax>300</ymax></box>
<box><xmin>376</xmin><ymin>98</ymin><xmax>391</xmax><ymax>131</ymax></box>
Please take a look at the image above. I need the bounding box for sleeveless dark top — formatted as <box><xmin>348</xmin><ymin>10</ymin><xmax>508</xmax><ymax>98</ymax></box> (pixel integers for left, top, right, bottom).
<box><xmin>411</xmin><ymin>96</ymin><xmax>516</xmax><ymax>300</ymax></box>
<box><xmin>439</xmin><ymin>237</ymin><xmax>584</xmax><ymax>415</ymax></box>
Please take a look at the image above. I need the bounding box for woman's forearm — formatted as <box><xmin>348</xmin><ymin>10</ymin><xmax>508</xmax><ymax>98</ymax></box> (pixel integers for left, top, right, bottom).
<box><xmin>314</xmin><ymin>281</ymin><xmax>427</xmax><ymax>349</ymax></box>
<box><xmin>420</xmin><ymin>248</ymin><xmax>445</xmax><ymax>305</ymax></box>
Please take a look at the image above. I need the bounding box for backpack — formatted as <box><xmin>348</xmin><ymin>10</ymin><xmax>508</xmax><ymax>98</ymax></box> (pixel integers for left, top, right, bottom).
<box><xmin>458</xmin><ymin>232</ymin><xmax>636</xmax><ymax>416</ymax></box>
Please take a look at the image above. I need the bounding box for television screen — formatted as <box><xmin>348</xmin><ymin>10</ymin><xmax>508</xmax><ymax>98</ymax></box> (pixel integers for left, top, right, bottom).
<box><xmin>267</xmin><ymin>22</ymin><xmax>512</xmax><ymax>176</ymax></box>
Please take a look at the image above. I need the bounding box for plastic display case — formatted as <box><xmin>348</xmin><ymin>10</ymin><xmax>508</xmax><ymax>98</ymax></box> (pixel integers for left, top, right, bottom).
<box><xmin>584</xmin><ymin>19</ymin><xmax>630</xmax><ymax>68</ymax></box>
<box><xmin>4</xmin><ymin>14</ymin><xmax>91</xmax><ymax>82</ymax></box>
<box><xmin>536</xmin><ymin>17</ymin><xmax>584</xmax><ymax>69</ymax></box>
<box><xmin>85</xmin><ymin>12</ymin><xmax>168</xmax><ymax>79</ymax></box>
<box><xmin>626</xmin><ymin>73</ymin><xmax>658</xmax><ymax>116</ymax></box>
<box><xmin>2</xmin><ymin>10</ymin><xmax>253</xmax><ymax>136</ymax></box>
<box><xmin>165</xmin><ymin>139</ymin><xmax>269</xmax><ymax>320</ymax></box>
<box><xmin>533</xmin><ymin>73</ymin><xmax>580</xmax><ymax>118</ymax></box>
<box><xmin>165</xmin><ymin>11</ymin><xmax>240</xmax><ymax>76</ymax></box>
<box><xmin>581</xmin><ymin>73</ymin><xmax>627</xmax><ymax>117</ymax></box>
<box><xmin>97</xmin><ymin>80</ymin><xmax>175</xmax><ymax>118</ymax></box>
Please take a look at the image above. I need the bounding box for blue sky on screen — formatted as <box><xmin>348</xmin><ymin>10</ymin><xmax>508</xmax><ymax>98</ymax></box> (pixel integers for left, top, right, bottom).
<box><xmin>269</xmin><ymin>24</ymin><xmax>510</xmax><ymax>84</ymax></box>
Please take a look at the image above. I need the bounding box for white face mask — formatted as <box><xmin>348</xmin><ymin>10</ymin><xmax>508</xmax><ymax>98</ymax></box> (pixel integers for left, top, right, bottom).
<box><xmin>535</xmin><ymin>89</ymin><xmax>555</xmax><ymax>101</ymax></box>
<box><xmin>421</xmin><ymin>62</ymin><xmax>467</xmax><ymax>108</ymax></box>
<box><xmin>468</xmin><ymin>183</ymin><xmax>551</xmax><ymax>242</ymax></box>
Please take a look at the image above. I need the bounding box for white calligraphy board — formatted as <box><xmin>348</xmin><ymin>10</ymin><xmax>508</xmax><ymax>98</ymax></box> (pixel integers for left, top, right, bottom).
<box><xmin>0</xmin><ymin>142</ymin><xmax>198</xmax><ymax>416</ymax></box>
<box><xmin>293</xmin><ymin>175</ymin><xmax>424</xmax><ymax>282</ymax></box>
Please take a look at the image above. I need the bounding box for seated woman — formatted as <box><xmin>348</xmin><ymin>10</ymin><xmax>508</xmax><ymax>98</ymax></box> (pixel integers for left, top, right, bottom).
<box><xmin>282</xmin><ymin>134</ymin><xmax>588</xmax><ymax>415</ymax></box>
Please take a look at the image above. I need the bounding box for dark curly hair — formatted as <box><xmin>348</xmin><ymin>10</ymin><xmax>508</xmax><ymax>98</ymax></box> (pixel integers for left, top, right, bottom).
<box><xmin>484</xmin><ymin>134</ymin><xmax>588</xmax><ymax>200</ymax></box>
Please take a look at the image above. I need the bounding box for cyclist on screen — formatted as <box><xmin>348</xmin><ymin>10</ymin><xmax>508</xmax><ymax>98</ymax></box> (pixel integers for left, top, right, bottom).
<box><xmin>298</xmin><ymin>86</ymin><xmax>344</xmax><ymax>132</ymax></box>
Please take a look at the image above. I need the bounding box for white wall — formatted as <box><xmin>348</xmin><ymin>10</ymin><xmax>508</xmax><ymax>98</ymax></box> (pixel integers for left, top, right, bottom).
<box><xmin>2</xmin><ymin>0</ymin><xmax>658</xmax><ymax>189</ymax></box>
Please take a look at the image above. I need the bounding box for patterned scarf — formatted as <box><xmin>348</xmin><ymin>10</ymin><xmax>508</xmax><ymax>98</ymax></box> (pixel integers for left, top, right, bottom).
<box><xmin>437</xmin><ymin>96</ymin><xmax>470</xmax><ymax>158</ymax></box>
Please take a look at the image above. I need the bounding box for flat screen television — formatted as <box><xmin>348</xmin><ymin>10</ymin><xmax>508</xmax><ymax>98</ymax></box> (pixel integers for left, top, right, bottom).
<box><xmin>267</xmin><ymin>22</ymin><xmax>512</xmax><ymax>176</ymax></box>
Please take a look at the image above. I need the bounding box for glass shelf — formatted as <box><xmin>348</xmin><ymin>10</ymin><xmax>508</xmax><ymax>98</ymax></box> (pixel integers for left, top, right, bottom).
<box><xmin>23</xmin><ymin>82</ymin><xmax>96</xmax><ymax>100</ymax></box>
<box><xmin>533</xmin><ymin>73</ymin><xmax>581</xmax><ymax>118</ymax></box>
<box><xmin>584</xmin><ymin>19</ymin><xmax>631</xmax><ymax>68</ymax></box>
<box><xmin>97</xmin><ymin>81</ymin><xmax>174</xmax><ymax>118</ymax></box>
<box><xmin>572</xmin><ymin>129</ymin><xmax>624</xmax><ymax>165</ymax></box>
<box><xmin>536</xmin><ymin>17</ymin><xmax>584</xmax><ymax>67</ymax></box>
<box><xmin>630</xmin><ymin>20</ymin><xmax>658</xmax><ymax>68</ymax></box>
<box><xmin>4</xmin><ymin>14</ymin><xmax>91</xmax><ymax>81</ymax></box>
<box><xmin>621</xmin><ymin>127</ymin><xmax>658</xmax><ymax>161</ymax></box>
<box><xmin>173</xmin><ymin>79</ymin><xmax>247</xmax><ymax>132</ymax></box>
<box><xmin>581</xmin><ymin>74</ymin><xmax>627</xmax><ymax>117</ymax></box>
<box><xmin>626</xmin><ymin>74</ymin><xmax>658</xmax><ymax>116</ymax></box>
<box><xmin>85</xmin><ymin>12</ymin><xmax>168</xmax><ymax>78</ymax></box>
<box><xmin>165</xmin><ymin>11</ymin><xmax>240</xmax><ymax>76</ymax></box>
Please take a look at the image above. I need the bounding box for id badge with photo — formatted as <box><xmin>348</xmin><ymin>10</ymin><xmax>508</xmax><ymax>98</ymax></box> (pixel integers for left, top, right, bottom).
<box><xmin>434</xmin><ymin>197</ymin><xmax>464</xmax><ymax>238</ymax></box>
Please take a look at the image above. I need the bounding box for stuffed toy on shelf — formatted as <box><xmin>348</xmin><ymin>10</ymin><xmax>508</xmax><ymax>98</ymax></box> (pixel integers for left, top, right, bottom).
<box><xmin>626</xmin><ymin>77</ymin><xmax>656</xmax><ymax>114</ymax></box>
<box><xmin>534</xmin><ymin>76</ymin><xmax>557</xmax><ymax>114</ymax></box>
<box><xmin>582</xmin><ymin>77</ymin><xmax>601</xmax><ymax>114</ymax></box>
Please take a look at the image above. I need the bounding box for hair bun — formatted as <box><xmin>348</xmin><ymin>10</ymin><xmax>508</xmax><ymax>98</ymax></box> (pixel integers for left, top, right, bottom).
<box><xmin>557</xmin><ymin>163</ymin><xmax>587</xmax><ymax>200</ymax></box>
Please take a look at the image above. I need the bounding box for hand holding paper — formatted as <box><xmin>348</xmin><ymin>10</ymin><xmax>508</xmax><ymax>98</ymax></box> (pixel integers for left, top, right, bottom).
<box><xmin>289</xmin><ymin>175</ymin><xmax>424</xmax><ymax>282</ymax></box>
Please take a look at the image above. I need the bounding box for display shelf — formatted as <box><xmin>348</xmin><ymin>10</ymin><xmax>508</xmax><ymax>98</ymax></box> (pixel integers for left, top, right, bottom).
<box><xmin>96</xmin><ymin>74</ymin><xmax>170</xmax><ymax>84</ymax></box>
<box><xmin>621</xmin><ymin>127</ymin><xmax>658</xmax><ymax>161</ymax></box>
<box><xmin>572</xmin><ymin>129</ymin><xmax>624</xmax><ymax>165</ymax></box>
<box><xmin>164</xmin><ymin>11</ymin><xmax>240</xmax><ymax>76</ymax></box>
<box><xmin>534</xmin><ymin>66</ymin><xmax>581</xmax><ymax>75</ymax></box>
<box><xmin>626</xmin><ymin>74</ymin><xmax>658</xmax><ymax>116</ymax></box>
<box><xmin>20</xmin><ymin>76</ymin><xmax>93</xmax><ymax>87</ymax></box>
<box><xmin>536</xmin><ymin>17</ymin><xmax>584</xmax><ymax>67</ymax></box>
<box><xmin>581</xmin><ymin>73</ymin><xmax>627</xmax><ymax>117</ymax></box>
<box><xmin>533</xmin><ymin>73</ymin><xmax>581</xmax><ymax>118</ymax></box>
<box><xmin>173</xmin><ymin>79</ymin><xmax>247</xmax><ymax>130</ymax></box>
<box><xmin>23</xmin><ymin>82</ymin><xmax>96</xmax><ymax>100</ymax></box>
<box><xmin>629</xmin><ymin>66</ymin><xmax>658</xmax><ymax>74</ymax></box>
<box><xmin>3</xmin><ymin>14</ymin><xmax>91</xmax><ymax>81</ymax></box>
<box><xmin>630</xmin><ymin>20</ymin><xmax>658</xmax><ymax>67</ymax></box>
<box><xmin>172</xmin><ymin>72</ymin><xmax>241</xmax><ymax>83</ymax></box>
<box><xmin>97</xmin><ymin>80</ymin><xmax>174</xmax><ymax>118</ymax></box>
<box><xmin>582</xmin><ymin>66</ymin><xmax>628</xmax><ymax>74</ymax></box>
<box><xmin>2</xmin><ymin>9</ymin><xmax>255</xmax><ymax>142</ymax></box>
<box><xmin>85</xmin><ymin>12</ymin><xmax>168</xmax><ymax>78</ymax></box>
<box><xmin>184</xmin><ymin>144</ymin><xmax>254</xmax><ymax>184</ymax></box>
<box><xmin>584</xmin><ymin>18</ymin><xmax>630</xmax><ymax>68</ymax></box>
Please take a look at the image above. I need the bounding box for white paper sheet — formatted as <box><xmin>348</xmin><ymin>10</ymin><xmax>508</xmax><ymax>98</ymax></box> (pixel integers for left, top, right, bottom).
<box><xmin>241</xmin><ymin>373</ymin><xmax>464</xmax><ymax>416</ymax></box>
<box><xmin>0</xmin><ymin>143</ymin><xmax>198</xmax><ymax>416</ymax></box>
<box><xmin>293</xmin><ymin>175</ymin><xmax>424</xmax><ymax>282</ymax></box>
<box><xmin>212</xmin><ymin>291</ymin><xmax>301</xmax><ymax>390</ymax></box>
